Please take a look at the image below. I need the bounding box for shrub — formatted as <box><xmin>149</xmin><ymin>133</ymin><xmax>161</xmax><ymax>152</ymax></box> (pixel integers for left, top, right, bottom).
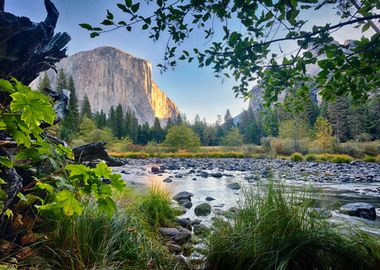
<box><xmin>305</xmin><ymin>154</ymin><xmax>317</xmax><ymax>162</ymax></box>
<box><xmin>363</xmin><ymin>155</ymin><xmax>377</xmax><ymax>162</ymax></box>
<box><xmin>206</xmin><ymin>182</ymin><xmax>380</xmax><ymax>270</ymax></box>
<box><xmin>290</xmin><ymin>152</ymin><xmax>304</xmax><ymax>162</ymax></box>
<box><xmin>331</xmin><ymin>154</ymin><xmax>353</xmax><ymax>164</ymax></box>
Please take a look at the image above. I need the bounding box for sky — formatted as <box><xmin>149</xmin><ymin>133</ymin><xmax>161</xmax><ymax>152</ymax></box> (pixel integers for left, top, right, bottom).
<box><xmin>6</xmin><ymin>0</ymin><xmax>366</xmax><ymax>123</ymax></box>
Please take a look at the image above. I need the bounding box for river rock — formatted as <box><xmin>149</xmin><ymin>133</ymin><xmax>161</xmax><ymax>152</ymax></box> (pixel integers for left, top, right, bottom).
<box><xmin>167</xmin><ymin>243</ymin><xmax>182</xmax><ymax>253</ymax></box>
<box><xmin>339</xmin><ymin>202</ymin><xmax>376</xmax><ymax>221</ymax></box>
<box><xmin>200</xmin><ymin>171</ymin><xmax>209</xmax><ymax>178</ymax></box>
<box><xmin>211</xmin><ymin>172</ymin><xmax>223</xmax><ymax>178</ymax></box>
<box><xmin>174</xmin><ymin>228</ymin><xmax>192</xmax><ymax>244</ymax></box>
<box><xmin>163</xmin><ymin>177</ymin><xmax>172</xmax><ymax>183</ymax></box>
<box><xmin>173</xmin><ymin>191</ymin><xmax>194</xmax><ymax>201</ymax></box>
<box><xmin>159</xmin><ymin>227</ymin><xmax>179</xmax><ymax>237</ymax></box>
<box><xmin>194</xmin><ymin>203</ymin><xmax>211</xmax><ymax>216</ymax></box>
<box><xmin>151</xmin><ymin>166</ymin><xmax>160</xmax><ymax>174</ymax></box>
<box><xmin>227</xmin><ymin>182</ymin><xmax>241</xmax><ymax>190</ymax></box>
<box><xmin>205</xmin><ymin>196</ymin><xmax>215</xmax><ymax>201</ymax></box>
<box><xmin>176</xmin><ymin>218</ymin><xmax>192</xmax><ymax>230</ymax></box>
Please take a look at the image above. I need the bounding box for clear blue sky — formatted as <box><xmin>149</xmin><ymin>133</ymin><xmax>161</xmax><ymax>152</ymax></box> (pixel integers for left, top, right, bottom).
<box><xmin>6</xmin><ymin>0</ymin><xmax>364</xmax><ymax>122</ymax></box>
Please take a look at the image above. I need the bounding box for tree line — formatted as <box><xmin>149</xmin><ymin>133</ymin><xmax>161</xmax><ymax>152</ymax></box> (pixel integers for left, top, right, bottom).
<box><xmin>37</xmin><ymin>69</ymin><xmax>380</xmax><ymax>148</ymax></box>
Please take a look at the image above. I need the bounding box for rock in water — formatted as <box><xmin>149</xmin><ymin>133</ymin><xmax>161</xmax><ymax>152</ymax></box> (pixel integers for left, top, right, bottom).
<box><xmin>30</xmin><ymin>46</ymin><xmax>179</xmax><ymax>126</ymax></box>
<box><xmin>227</xmin><ymin>182</ymin><xmax>241</xmax><ymax>190</ymax></box>
<box><xmin>173</xmin><ymin>191</ymin><xmax>194</xmax><ymax>201</ymax></box>
<box><xmin>339</xmin><ymin>203</ymin><xmax>376</xmax><ymax>221</ymax></box>
<box><xmin>194</xmin><ymin>203</ymin><xmax>211</xmax><ymax>216</ymax></box>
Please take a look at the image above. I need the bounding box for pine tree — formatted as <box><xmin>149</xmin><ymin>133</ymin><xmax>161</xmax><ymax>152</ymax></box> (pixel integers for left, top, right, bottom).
<box><xmin>152</xmin><ymin>117</ymin><xmax>164</xmax><ymax>142</ymax></box>
<box><xmin>81</xmin><ymin>95</ymin><xmax>92</xmax><ymax>119</ymax></box>
<box><xmin>368</xmin><ymin>93</ymin><xmax>380</xmax><ymax>139</ymax></box>
<box><xmin>138</xmin><ymin>122</ymin><xmax>151</xmax><ymax>144</ymax></box>
<box><xmin>115</xmin><ymin>104</ymin><xmax>125</xmax><ymax>138</ymax></box>
<box><xmin>108</xmin><ymin>106</ymin><xmax>116</xmax><ymax>134</ymax></box>
<box><xmin>66</xmin><ymin>76</ymin><xmax>80</xmax><ymax>132</ymax></box>
<box><xmin>56</xmin><ymin>69</ymin><xmax>67</xmax><ymax>92</ymax></box>
<box><xmin>327</xmin><ymin>96</ymin><xmax>350</xmax><ymax>142</ymax></box>
<box><xmin>94</xmin><ymin>110</ymin><xmax>107</xmax><ymax>128</ymax></box>
<box><xmin>59</xmin><ymin>76</ymin><xmax>80</xmax><ymax>141</ymax></box>
<box><xmin>129</xmin><ymin>112</ymin><xmax>139</xmax><ymax>143</ymax></box>
<box><xmin>223</xmin><ymin>109</ymin><xmax>234</xmax><ymax>133</ymax></box>
<box><xmin>37</xmin><ymin>72</ymin><xmax>51</xmax><ymax>91</ymax></box>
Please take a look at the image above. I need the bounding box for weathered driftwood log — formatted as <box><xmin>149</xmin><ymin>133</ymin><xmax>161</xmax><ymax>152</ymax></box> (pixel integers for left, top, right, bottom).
<box><xmin>73</xmin><ymin>142</ymin><xmax>126</xmax><ymax>167</ymax></box>
<box><xmin>0</xmin><ymin>0</ymin><xmax>70</xmax><ymax>85</ymax></box>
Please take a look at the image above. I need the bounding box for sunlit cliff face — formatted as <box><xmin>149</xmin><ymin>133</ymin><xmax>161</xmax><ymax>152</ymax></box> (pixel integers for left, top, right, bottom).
<box><xmin>30</xmin><ymin>46</ymin><xmax>179</xmax><ymax>126</ymax></box>
<box><xmin>151</xmin><ymin>81</ymin><xmax>179</xmax><ymax>123</ymax></box>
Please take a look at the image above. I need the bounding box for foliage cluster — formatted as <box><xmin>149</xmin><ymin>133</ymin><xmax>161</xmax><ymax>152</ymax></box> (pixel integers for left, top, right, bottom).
<box><xmin>0</xmin><ymin>79</ymin><xmax>125</xmax><ymax>263</ymax></box>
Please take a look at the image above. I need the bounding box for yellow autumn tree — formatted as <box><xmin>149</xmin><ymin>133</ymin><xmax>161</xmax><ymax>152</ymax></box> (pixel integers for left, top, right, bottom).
<box><xmin>314</xmin><ymin>116</ymin><xmax>335</xmax><ymax>152</ymax></box>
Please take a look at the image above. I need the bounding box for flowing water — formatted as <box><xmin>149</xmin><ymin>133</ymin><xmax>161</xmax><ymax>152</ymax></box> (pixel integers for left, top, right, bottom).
<box><xmin>113</xmin><ymin>158</ymin><xmax>380</xmax><ymax>234</ymax></box>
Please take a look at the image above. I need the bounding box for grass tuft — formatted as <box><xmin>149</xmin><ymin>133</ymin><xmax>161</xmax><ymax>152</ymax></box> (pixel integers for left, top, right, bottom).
<box><xmin>206</xmin><ymin>182</ymin><xmax>380</xmax><ymax>270</ymax></box>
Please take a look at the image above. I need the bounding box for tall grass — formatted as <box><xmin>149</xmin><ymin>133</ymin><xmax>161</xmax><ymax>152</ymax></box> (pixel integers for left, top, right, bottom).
<box><xmin>37</xmin><ymin>189</ymin><xmax>184</xmax><ymax>270</ymax></box>
<box><xmin>206</xmin><ymin>182</ymin><xmax>380</xmax><ymax>270</ymax></box>
<box><xmin>138</xmin><ymin>185</ymin><xmax>176</xmax><ymax>229</ymax></box>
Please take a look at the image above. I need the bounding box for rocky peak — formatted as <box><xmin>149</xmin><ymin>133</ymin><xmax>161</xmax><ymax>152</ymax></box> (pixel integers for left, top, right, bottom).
<box><xmin>31</xmin><ymin>46</ymin><xmax>179</xmax><ymax>126</ymax></box>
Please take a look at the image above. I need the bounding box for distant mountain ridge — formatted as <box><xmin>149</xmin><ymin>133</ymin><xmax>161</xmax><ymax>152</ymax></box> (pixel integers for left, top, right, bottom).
<box><xmin>31</xmin><ymin>46</ymin><xmax>179</xmax><ymax>126</ymax></box>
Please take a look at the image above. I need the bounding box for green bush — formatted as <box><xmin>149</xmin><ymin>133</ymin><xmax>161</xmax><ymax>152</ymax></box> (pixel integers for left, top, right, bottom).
<box><xmin>331</xmin><ymin>155</ymin><xmax>353</xmax><ymax>164</ymax></box>
<box><xmin>363</xmin><ymin>155</ymin><xmax>376</xmax><ymax>162</ymax></box>
<box><xmin>206</xmin><ymin>182</ymin><xmax>380</xmax><ymax>270</ymax></box>
<box><xmin>290</xmin><ymin>152</ymin><xmax>304</xmax><ymax>162</ymax></box>
<box><xmin>305</xmin><ymin>154</ymin><xmax>317</xmax><ymax>162</ymax></box>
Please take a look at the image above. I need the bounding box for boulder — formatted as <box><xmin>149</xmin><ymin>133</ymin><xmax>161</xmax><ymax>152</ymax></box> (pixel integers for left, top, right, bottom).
<box><xmin>176</xmin><ymin>218</ymin><xmax>192</xmax><ymax>230</ymax></box>
<box><xmin>200</xmin><ymin>171</ymin><xmax>209</xmax><ymax>178</ymax></box>
<box><xmin>339</xmin><ymin>202</ymin><xmax>376</xmax><ymax>221</ymax></box>
<box><xmin>151</xmin><ymin>166</ymin><xmax>160</xmax><ymax>174</ymax></box>
<box><xmin>227</xmin><ymin>182</ymin><xmax>241</xmax><ymax>190</ymax></box>
<box><xmin>173</xmin><ymin>191</ymin><xmax>194</xmax><ymax>201</ymax></box>
<box><xmin>159</xmin><ymin>227</ymin><xmax>179</xmax><ymax>237</ymax></box>
<box><xmin>163</xmin><ymin>177</ymin><xmax>172</xmax><ymax>183</ymax></box>
<box><xmin>174</xmin><ymin>228</ymin><xmax>192</xmax><ymax>244</ymax></box>
<box><xmin>211</xmin><ymin>172</ymin><xmax>223</xmax><ymax>178</ymax></box>
<box><xmin>205</xmin><ymin>196</ymin><xmax>215</xmax><ymax>201</ymax></box>
<box><xmin>194</xmin><ymin>203</ymin><xmax>211</xmax><ymax>216</ymax></box>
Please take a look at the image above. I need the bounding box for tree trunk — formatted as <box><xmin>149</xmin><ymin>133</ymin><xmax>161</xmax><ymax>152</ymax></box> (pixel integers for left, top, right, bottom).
<box><xmin>0</xmin><ymin>0</ymin><xmax>5</xmax><ymax>12</ymax></box>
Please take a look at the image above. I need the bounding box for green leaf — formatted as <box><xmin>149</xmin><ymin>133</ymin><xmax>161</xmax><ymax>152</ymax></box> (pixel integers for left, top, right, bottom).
<box><xmin>142</xmin><ymin>24</ymin><xmax>149</xmax><ymax>30</ymax></box>
<box><xmin>90</xmin><ymin>32</ymin><xmax>100</xmax><ymax>38</ymax></box>
<box><xmin>56</xmin><ymin>190</ymin><xmax>83</xmax><ymax>216</ymax></box>
<box><xmin>10</xmin><ymin>90</ymin><xmax>55</xmax><ymax>128</ymax></box>
<box><xmin>65</xmin><ymin>164</ymin><xmax>91</xmax><ymax>177</ymax></box>
<box><xmin>0</xmin><ymin>79</ymin><xmax>14</xmax><ymax>93</ymax></box>
<box><xmin>110</xmin><ymin>173</ymin><xmax>125</xmax><ymax>191</ymax></box>
<box><xmin>125</xmin><ymin>0</ymin><xmax>132</xmax><ymax>7</ymax></box>
<box><xmin>0</xmin><ymin>178</ymin><xmax>6</xmax><ymax>185</ymax></box>
<box><xmin>98</xmin><ymin>196</ymin><xmax>116</xmax><ymax>217</ymax></box>
<box><xmin>131</xmin><ymin>3</ymin><xmax>140</xmax><ymax>13</ymax></box>
<box><xmin>93</xmin><ymin>161</ymin><xmax>112</xmax><ymax>178</ymax></box>
<box><xmin>0</xmin><ymin>156</ymin><xmax>13</xmax><ymax>168</ymax></box>
<box><xmin>79</xmin><ymin>23</ymin><xmax>93</xmax><ymax>30</ymax></box>
<box><xmin>101</xmin><ymin>19</ymin><xmax>114</xmax><ymax>26</ymax></box>
<box><xmin>36</xmin><ymin>182</ymin><xmax>54</xmax><ymax>194</ymax></box>
<box><xmin>106</xmin><ymin>9</ymin><xmax>114</xmax><ymax>20</ymax></box>
<box><xmin>228</xmin><ymin>32</ymin><xmax>239</xmax><ymax>46</ymax></box>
